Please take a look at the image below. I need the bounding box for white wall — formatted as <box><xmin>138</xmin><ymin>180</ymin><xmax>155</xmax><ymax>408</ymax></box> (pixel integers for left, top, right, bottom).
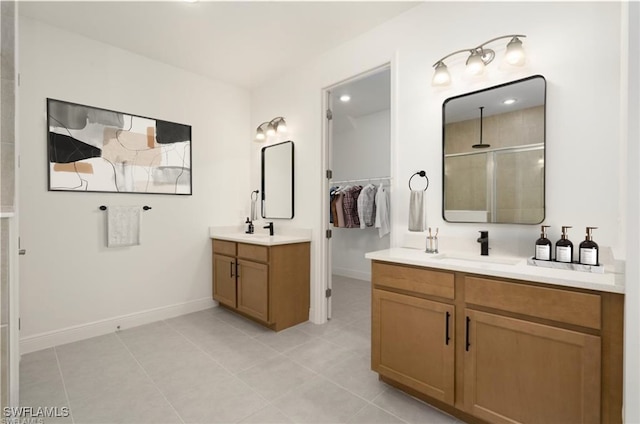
<box><xmin>331</xmin><ymin>109</ymin><xmax>390</xmax><ymax>281</ymax></box>
<box><xmin>624</xmin><ymin>2</ymin><xmax>639</xmax><ymax>422</ymax></box>
<box><xmin>18</xmin><ymin>17</ymin><xmax>251</xmax><ymax>349</ymax></box>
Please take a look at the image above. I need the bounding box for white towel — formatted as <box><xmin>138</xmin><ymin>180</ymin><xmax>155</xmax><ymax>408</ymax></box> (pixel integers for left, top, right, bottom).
<box><xmin>107</xmin><ymin>206</ymin><xmax>141</xmax><ymax>247</ymax></box>
<box><xmin>375</xmin><ymin>185</ymin><xmax>390</xmax><ymax>238</ymax></box>
<box><xmin>408</xmin><ymin>190</ymin><xmax>425</xmax><ymax>232</ymax></box>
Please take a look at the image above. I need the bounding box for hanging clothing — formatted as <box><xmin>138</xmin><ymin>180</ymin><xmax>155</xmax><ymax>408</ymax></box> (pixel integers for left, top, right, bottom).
<box><xmin>408</xmin><ymin>190</ymin><xmax>425</xmax><ymax>232</ymax></box>
<box><xmin>334</xmin><ymin>191</ymin><xmax>346</xmax><ymax>228</ymax></box>
<box><xmin>357</xmin><ymin>184</ymin><xmax>377</xmax><ymax>228</ymax></box>
<box><xmin>375</xmin><ymin>184</ymin><xmax>390</xmax><ymax>237</ymax></box>
<box><xmin>342</xmin><ymin>185</ymin><xmax>362</xmax><ymax>228</ymax></box>
<box><xmin>329</xmin><ymin>186</ymin><xmax>339</xmax><ymax>224</ymax></box>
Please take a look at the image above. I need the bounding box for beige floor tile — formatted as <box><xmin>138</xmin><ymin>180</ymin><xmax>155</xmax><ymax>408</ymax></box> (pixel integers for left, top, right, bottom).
<box><xmin>239</xmin><ymin>405</ymin><xmax>293</xmax><ymax>423</ymax></box>
<box><xmin>271</xmin><ymin>376</ymin><xmax>367</xmax><ymax>423</ymax></box>
<box><xmin>321</xmin><ymin>353</ymin><xmax>387</xmax><ymax>401</ymax></box>
<box><xmin>237</xmin><ymin>355</ymin><xmax>316</xmax><ymax>401</ymax></box>
<box><xmin>253</xmin><ymin>326</ymin><xmax>317</xmax><ymax>353</ymax></box>
<box><xmin>372</xmin><ymin>387</ymin><xmax>458</xmax><ymax>424</ymax></box>
<box><xmin>346</xmin><ymin>404</ymin><xmax>406</xmax><ymax>423</ymax></box>
<box><xmin>168</xmin><ymin>374</ymin><xmax>267</xmax><ymax>423</ymax></box>
<box><xmin>284</xmin><ymin>338</ymin><xmax>355</xmax><ymax>374</ymax></box>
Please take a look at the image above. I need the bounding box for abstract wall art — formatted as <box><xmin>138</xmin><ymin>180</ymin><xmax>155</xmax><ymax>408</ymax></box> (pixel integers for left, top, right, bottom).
<box><xmin>47</xmin><ymin>99</ymin><xmax>192</xmax><ymax>195</ymax></box>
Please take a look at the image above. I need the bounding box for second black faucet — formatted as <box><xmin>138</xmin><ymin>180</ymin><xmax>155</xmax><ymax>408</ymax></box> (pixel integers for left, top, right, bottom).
<box><xmin>477</xmin><ymin>231</ymin><xmax>489</xmax><ymax>256</ymax></box>
<box><xmin>264</xmin><ymin>222</ymin><xmax>274</xmax><ymax>236</ymax></box>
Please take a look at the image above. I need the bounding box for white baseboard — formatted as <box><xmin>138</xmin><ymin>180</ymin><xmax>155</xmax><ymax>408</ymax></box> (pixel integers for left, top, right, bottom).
<box><xmin>332</xmin><ymin>267</ymin><xmax>371</xmax><ymax>282</ymax></box>
<box><xmin>20</xmin><ymin>297</ymin><xmax>216</xmax><ymax>354</ymax></box>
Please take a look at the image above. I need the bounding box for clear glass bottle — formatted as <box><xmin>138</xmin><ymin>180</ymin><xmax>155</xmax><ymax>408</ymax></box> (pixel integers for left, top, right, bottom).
<box><xmin>555</xmin><ymin>226</ymin><xmax>573</xmax><ymax>263</ymax></box>
<box><xmin>534</xmin><ymin>225</ymin><xmax>552</xmax><ymax>260</ymax></box>
<box><xmin>579</xmin><ymin>227</ymin><xmax>599</xmax><ymax>266</ymax></box>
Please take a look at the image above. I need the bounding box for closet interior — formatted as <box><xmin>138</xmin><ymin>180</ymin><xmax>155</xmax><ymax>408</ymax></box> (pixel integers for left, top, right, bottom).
<box><xmin>326</xmin><ymin>67</ymin><xmax>391</xmax><ymax>319</ymax></box>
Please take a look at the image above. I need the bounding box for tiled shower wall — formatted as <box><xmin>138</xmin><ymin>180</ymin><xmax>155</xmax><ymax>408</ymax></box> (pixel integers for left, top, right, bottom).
<box><xmin>1</xmin><ymin>0</ymin><xmax>16</xmax><ymax>410</ymax></box>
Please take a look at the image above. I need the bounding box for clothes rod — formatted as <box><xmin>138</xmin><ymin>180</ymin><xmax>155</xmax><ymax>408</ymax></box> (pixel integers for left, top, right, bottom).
<box><xmin>99</xmin><ymin>205</ymin><xmax>152</xmax><ymax>211</ymax></box>
<box><xmin>330</xmin><ymin>176</ymin><xmax>391</xmax><ymax>184</ymax></box>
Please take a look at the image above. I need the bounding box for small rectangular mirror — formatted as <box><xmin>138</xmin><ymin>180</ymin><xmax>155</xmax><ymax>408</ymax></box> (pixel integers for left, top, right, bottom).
<box><xmin>443</xmin><ymin>75</ymin><xmax>546</xmax><ymax>224</ymax></box>
<box><xmin>262</xmin><ymin>140</ymin><xmax>294</xmax><ymax>219</ymax></box>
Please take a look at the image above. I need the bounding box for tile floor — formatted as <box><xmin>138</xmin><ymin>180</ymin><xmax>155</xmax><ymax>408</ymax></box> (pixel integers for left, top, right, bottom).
<box><xmin>20</xmin><ymin>275</ymin><xmax>460</xmax><ymax>424</ymax></box>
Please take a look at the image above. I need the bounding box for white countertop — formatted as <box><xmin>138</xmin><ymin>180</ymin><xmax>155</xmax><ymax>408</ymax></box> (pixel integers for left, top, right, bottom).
<box><xmin>209</xmin><ymin>226</ymin><xmax>311</xmax><ymax>246</ymax></box>
<box><xmin>365</xmin><ymin>248</ymin><xmax>625</xmax><ymax>294</ymax></box>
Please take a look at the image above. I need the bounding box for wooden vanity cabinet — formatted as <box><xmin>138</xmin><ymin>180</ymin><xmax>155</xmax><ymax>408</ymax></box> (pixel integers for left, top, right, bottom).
<box><xmin>371</xmin><ymin>260</ymin><xmax>624</xmax><ymax>424</ymax></box>
<box><xmin>372</xmin><ymin>262</ymin><xmax>456</xmax><ymax>405</ymax></box>
<box><xmin>464</xmin><ymin>309</ymin><xmax>601</xmax><ymax>424</ymax></box>
<box><xmin>212</xmin><ymin>239</ymin><xmax>310</xmax><ymax>331</ymax></box>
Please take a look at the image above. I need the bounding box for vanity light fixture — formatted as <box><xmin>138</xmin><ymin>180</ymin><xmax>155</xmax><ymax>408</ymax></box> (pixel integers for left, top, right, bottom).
<box><xmin>432</xmin><ymin>34</ymin><xmax>527</xmax><ymax>86</ymax></box>
<box><xmin>472</xmin><ymin>106</ymin><xmax>491</xmax><ymax>149</ymax></box>
<box><xmin>254</xmin><ymin>117</ymin><xmax>287</xmax><ymax>142</ymax></box>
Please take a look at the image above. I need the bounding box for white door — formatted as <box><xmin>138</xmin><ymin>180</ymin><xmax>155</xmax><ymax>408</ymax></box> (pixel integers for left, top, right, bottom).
<box><xmin>322</xmin><ymin>65</ymin><xmax>392</xmax><ymax>322</ymax></box>
<box><xmin>0</xmin><ymin>0</ymin><xmax>20</xmax><ymax>410</ymax></box>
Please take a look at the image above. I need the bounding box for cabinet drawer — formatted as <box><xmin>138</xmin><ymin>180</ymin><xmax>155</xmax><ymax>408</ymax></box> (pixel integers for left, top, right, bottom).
<box><xmin>465</xmin><ymin>276</ymin><xmax>601</xmax><ymax>330</ymax></box>
<box><xmin>238</xmin><ymin>243</ymin><xmax>269</xmax><ymax>262</ymax></box>
<box><xmin>213</xmin><ymin>239</ymin><xmax>236</xmax><ymax>256</ymax></box>
<box><xmin>372</xmin><ymin>261</ymin><xmax>454</xmax><ymax>300</ymax></box>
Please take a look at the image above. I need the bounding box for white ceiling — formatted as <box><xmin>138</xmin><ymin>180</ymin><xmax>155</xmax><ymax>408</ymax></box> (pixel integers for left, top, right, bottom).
<box><xmin>331</xmin><ymin>67</ymin><xmax>390</xmax><ymax>133</ymax></box>
<box><xmin>19</xmin><ymin>1</ymin><xmax>421</xmax><ymax>89</ymax></box>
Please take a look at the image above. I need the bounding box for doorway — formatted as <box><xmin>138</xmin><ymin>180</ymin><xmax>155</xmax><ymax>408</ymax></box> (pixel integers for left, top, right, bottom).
<box><xmin>322</xmin><ymin>65</ymin><xmax>392</xmax><ymax>321</ymax></box>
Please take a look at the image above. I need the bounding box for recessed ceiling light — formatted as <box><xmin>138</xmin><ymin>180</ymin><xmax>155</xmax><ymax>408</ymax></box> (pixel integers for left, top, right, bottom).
<box><xmin>339</xmin><ymin>95</ymin><xmax>351</xmax><ymax>102</ymax></box>
<box><xmin>503</xmin><ymin>98</ymin><xmax>517</xmax><ymax>105</ymax></box>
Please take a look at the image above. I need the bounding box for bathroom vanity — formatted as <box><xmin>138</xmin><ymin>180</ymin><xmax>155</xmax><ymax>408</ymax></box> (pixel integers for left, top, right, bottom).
<box><xmin>210</xmin><ymin>229</ymin><xmax>310</xmax><ymax>331</ymax></box>
<box><xmin>366</xmin><ymin>248</ymin><xmax>624</xmax><ymax>424</ymax></box>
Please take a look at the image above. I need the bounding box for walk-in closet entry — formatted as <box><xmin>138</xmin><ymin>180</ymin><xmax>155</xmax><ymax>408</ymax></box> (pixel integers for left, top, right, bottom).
<box><xmin>324</xmin><ymin>66</ymin><xmax>391</xmax><ymax>319</ymax></box>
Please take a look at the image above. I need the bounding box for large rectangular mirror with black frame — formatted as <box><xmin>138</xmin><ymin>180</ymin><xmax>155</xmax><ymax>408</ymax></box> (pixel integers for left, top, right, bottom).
<box><xmin>262</xmin><ymin>140</ymin><xmax>294</xmax><ymax>219</ymax></box>
<box><xmin>443</xmin><ymin>75</ymin><xmax>546</xmax><ymax>224</ymax></box>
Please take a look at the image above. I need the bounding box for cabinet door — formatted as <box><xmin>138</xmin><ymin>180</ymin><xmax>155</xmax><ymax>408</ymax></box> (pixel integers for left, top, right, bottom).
<box><xmin>237</xmin><ymin>259</ymin><xmax>269</xmax><ymax>323</ymax></box>
<box><xmin>213</xmin><ymin>254</ymin><xmax>236</xmax><ymax>308</ymax></box>
<box><xmin>464</xmin><ymin>309</ymin><xmax>601</xmax><ymax>424</ymax></box>
<box><xmin>372</xmin><ymin>289</ymin><xmax>455</xmax><ymax>404</ymax></box>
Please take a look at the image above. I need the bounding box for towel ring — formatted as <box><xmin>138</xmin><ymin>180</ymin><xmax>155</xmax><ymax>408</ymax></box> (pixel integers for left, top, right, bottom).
<box><xmin>251</xmin><ymin>190</ymin><xmax>259</xmax><ymax>201</ymax></box>
<box><xmin>408</xmin><ymin>171</ymin><xmax>429</xmax><ymax>191</ymax></box>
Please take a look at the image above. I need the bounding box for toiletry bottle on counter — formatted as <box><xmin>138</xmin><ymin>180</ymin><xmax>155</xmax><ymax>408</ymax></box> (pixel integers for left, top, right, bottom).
<box><xmin>579</xmin><ymin>227</ymin><xmax>599</xmax><ymax>266</ymax></box>
<box><xmin>534</xmin><ymin>225</ymin><xmax>552</xmax><ymax>260</ymax></box>
<box><xmin>555</xmin><ymin>226</ymin><xmax>573</xmax><ymax>263</ymax></box>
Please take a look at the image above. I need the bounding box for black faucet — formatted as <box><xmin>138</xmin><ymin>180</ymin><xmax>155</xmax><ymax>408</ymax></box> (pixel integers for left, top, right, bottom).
<box><xmin>264</xmin><ymin>222</ymin><xmax>274</xmax><ymax>236</ymax></box>
<box><xmin>477</xmin><ymin>231</ymin><xmax>489</xmax><ymax>256</ymax></box>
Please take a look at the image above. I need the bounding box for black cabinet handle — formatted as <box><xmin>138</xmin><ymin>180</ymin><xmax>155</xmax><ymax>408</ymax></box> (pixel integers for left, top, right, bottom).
<box><xmin>230</xmin><ymin>261</ymin><xmax>234</xmax><ymax>278</ymax></box>
<box><xmin>465</xmin><ymin>316</ymin><xmax>471</xmax><ymax>351</ymax></box>
<box><xmin>445</xmin><ymin>311</ymin><xmax>451</xmax><ymax>345</ymax></box>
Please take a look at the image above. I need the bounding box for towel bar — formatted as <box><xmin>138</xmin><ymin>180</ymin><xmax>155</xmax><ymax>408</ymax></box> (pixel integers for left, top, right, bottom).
<box><xmin>99</xmin><ymin>205</ymin><xmax>152</xmax><ymax>211</ymax></box>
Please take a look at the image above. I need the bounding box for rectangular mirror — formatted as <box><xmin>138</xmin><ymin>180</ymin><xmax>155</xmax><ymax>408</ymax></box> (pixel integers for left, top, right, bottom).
<box><xmin>262</xmin><ymin>140</ymin><xmax>294</xmax><ymax>219</ymax></box>
<box><xmin>443</xmin><ymin>75</ymin><xmax>546</xmax><ymax>224</ymax></box>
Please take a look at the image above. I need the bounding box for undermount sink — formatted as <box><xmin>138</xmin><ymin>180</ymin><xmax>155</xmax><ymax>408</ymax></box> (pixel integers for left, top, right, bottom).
<box><xmin>431</xmin><ymin>253</ymin><xmax>522</xmax><ymax>266</ymax></box>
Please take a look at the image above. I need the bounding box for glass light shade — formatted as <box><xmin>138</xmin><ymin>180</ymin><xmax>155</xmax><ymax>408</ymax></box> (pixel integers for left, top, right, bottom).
<box><xmin>276</xmin><ymin>121</ymin><xmax>287</xmax><ymax>133</ymax></box>
<box><xmin>505</xmin><ymin>37</ymin><xmax>525</xmax><ymax>66</ymax></box>
<box><xmin>266</xmin><ymin>123</ymin><xmax>276</xmax><ymax>136</ymax></box>
<box><xmin>466</xmin><ymin>51</ymin><xmax>485</xmax><ymax>76</ymax></box>
<box><xmin>255</xmin><ymin>131</ymin><xmax>266</xmax><ymax>141</ymax></box>
<box><xmin>432</xmin><ymin>62</ymin><xmax>450</xmax><ymax>86</ymax></box>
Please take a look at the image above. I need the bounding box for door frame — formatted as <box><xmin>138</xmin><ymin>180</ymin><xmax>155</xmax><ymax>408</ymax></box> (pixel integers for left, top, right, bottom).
<box><xmin>319</xmin><ymin>60</ymin><xmax>396</xmax><ymax>322</ymax></box>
